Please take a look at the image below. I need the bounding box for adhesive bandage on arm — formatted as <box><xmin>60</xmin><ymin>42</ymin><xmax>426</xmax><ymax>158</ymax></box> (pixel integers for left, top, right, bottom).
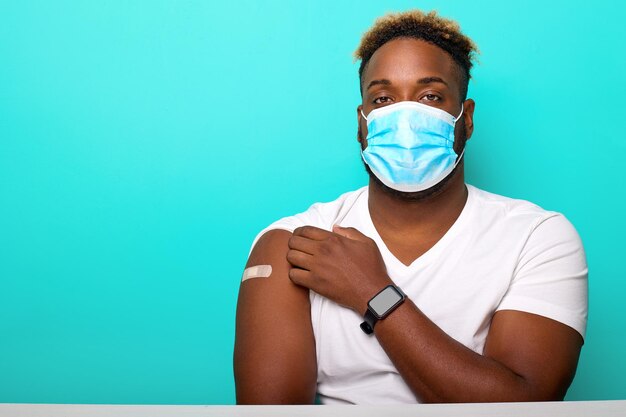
<box><xmin>242</xmin><ymin>265</ymin><xmax>273</xmax><ymax>282</ymax></box>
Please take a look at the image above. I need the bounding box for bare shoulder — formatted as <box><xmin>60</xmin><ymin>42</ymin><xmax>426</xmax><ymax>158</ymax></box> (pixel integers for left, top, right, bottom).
<box><xmin>241</xmin><ymin>229</ymin><xmax>310</xmax><ymax>302</ymax></box>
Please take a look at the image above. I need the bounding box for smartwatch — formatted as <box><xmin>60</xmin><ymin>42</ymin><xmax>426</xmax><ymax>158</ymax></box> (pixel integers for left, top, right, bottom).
<box><xmin>360</xmin><ymin>285</ymin><xmax>406</xmax><ymax>335</ymax></box>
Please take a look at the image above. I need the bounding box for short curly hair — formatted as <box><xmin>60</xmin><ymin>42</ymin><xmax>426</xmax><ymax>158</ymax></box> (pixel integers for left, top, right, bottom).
<box><xmin>354</xmin><ymin>10</ymin><xmax>479</xmax><ymax>100</ymax></box>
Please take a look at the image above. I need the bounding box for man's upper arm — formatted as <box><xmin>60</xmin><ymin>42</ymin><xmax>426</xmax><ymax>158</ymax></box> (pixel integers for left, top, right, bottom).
<box><xmin>234</xmin><ymin>229</ymin><xmax>317</xmax><ymax>404</ymax></box>
<box><xmin>484</xmin><ymin>310</ymin><xmax>583</xmax><ymax>400</ymax></box>
<box><xmin>484</xmin><ymin>214</ymin><xmax>587</xmax><ymax>400</ymax></box>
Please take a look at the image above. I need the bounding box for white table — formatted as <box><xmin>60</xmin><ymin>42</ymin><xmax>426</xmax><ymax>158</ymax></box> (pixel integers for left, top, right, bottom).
<box><xmin>1</xmin><ymin>401</ymin><xmax>625</xmax><ymax>417</ymax></box>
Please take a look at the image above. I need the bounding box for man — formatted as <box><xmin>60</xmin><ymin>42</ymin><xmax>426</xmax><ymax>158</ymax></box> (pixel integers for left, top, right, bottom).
<box><xmin>234</xmin><ymin>10</ymin><xmax>587</xmax><ymax>404</ymax></box>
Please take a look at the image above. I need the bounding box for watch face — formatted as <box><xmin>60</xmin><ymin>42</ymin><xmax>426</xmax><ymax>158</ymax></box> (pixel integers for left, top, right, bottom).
<box><xmin>369</xmin><ymin>286</ymin><xmax>403</xmax><ymax>317</ymax></box>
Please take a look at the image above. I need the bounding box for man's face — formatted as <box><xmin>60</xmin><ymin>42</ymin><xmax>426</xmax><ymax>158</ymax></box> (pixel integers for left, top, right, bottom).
<box><xmin>357</xmin><ymin>37</ymin><xmax>475</xmax><ymax>199</ymax></box>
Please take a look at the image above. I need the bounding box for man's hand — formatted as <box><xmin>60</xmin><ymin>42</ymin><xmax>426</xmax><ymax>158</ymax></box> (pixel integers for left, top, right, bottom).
<box><xmin>287</xmin><ymin>225</ymin><xmax>393</xmax><ymax>315</ymax></box>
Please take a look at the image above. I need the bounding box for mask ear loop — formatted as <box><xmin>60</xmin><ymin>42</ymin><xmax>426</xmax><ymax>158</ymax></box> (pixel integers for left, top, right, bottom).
<box><xmin>360</xmin><ymin>108</ymin><xmax>368</xmax><ymax>121</ymax></box>
<box><xmin>454</xmin><ymin>102</ymin><xmax>467</xmax><ymax>163</ymax></box>
<box><xmin>454</xmin><ymin>102</ymin><xmax>464</xmax><ymax>123</ymax></box>
<box><xmin>455</xmin><ymin>148</ymin><xmax>466</xmax><ymax>164</ymax></box>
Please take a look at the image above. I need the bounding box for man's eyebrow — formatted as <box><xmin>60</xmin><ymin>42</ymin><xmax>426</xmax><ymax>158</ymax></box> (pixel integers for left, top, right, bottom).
<box><xmin>366</xmin><ymin>77</ymin><xmax>449</xmax><ymax>91</ymax></box>
<box><xmin>417</xmin><ymin>76</ymin><xmax>448</xmax><ymax>86</ymax></box>
<box><xmin>366</xmin><ymin>79</ymin><xmax>392</xmax><ymax>90</ymax></box>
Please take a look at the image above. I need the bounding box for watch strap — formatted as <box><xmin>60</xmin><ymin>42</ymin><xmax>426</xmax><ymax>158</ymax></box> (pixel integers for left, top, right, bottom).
<box><xmin>360</xmin><ymin>309</ymin><xmax>377</xmax><ymax>334</ymax></box>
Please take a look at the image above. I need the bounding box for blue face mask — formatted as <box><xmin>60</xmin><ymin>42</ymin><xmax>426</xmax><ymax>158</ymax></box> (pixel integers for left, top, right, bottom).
<box><xmin>360</xmin><ymin>101</ymin><xmax>465</xmax><ymax>193</ymax></box>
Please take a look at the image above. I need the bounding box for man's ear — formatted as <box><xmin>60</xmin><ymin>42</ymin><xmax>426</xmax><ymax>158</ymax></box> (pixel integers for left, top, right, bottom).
<box><xmin>462</xmin><ymin>99</ymin><xmax>475</xmax><ymax>141</ymax></box>
<box><xmin>356</xmin><ymin>104</ymin><xmax>365</xmax><ymax>145</ymax></box>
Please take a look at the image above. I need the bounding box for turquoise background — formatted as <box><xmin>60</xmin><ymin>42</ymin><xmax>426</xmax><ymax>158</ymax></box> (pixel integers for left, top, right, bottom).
<box><xmin>1</xmin><ymin>0</ymin><xmax>624</xmax><ymax>404</ymax></box>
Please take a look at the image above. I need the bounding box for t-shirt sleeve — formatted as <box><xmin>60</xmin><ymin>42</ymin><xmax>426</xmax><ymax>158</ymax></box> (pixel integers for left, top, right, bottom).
<box><xmin>246</xmin><ymin>188</ymin><xmax>367</xmax><ymax>257</ymax></box>
<box><xmin>246</xmin><ymin>203</ymin><xmax>327</xmax><ymax>256</ymax></box>
<box><xmin>247</xmin><ymin>215</ymin><xmax>305</xmax><ymax>257</ymax></box>
<box><xmin>496</xmin><ymin>213</ymin><xmax>588</xmax><ymax>339</ymax></box>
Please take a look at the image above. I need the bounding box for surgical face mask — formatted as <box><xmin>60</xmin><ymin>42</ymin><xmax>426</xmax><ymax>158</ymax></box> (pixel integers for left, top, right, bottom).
<box><xmin>360</xmin><ymin>101</ymin><xmax>465</xmax><ymax>193</ymax></box>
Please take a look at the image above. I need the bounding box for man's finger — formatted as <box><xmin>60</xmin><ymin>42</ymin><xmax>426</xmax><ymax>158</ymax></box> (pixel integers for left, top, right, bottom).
<box><xmin>288</xmin><ymin>267</ymin><xmax>311</xmax><ymax>287</ymax></box>
<box><xmin>332</xmin><ymin>225</ymin><xmax>370</xmax><ymax>242</ymax></box>
<box><xmin>288</xmin><ymin>234</ymin><xmax>319</xmax><ymax>255</ymax></box>
<box><xmin>293</xmin><ymin>225</ymin><xmax>333</xmax><ymax>241</ymax></box>
<box><xmin>286</xmin><ymin>249</ymin><xmax>314</xmax><ymax>270</ymax></box>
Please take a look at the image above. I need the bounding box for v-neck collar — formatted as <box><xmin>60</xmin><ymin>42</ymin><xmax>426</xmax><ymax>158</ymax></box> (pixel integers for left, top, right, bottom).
<box><xmin>359</xmin><ymin>185</ymin><xmax>475</xmax><ymax>270</ymax></box>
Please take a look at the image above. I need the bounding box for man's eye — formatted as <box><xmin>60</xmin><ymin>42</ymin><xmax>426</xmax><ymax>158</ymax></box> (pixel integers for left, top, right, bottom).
<box><xmin>423</xmin><ymin>94</ymin><xmax>441</xmax><ymax>101</ymax></box>
<box><xmin>373</xmin><ymin>96</ymin><xmax>393</xmax><ymax>104</ymax></box>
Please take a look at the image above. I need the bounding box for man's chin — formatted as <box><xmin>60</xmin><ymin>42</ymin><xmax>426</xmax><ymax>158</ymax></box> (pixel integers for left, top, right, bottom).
<box><xmin>364</xmin><ymin>163</ymin><xmax>459</xmax><ymax>202</ymax></box>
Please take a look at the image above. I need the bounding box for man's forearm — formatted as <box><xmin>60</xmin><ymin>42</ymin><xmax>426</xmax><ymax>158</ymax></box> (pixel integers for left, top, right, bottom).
<box><xmin>374</xmin><ymin>300</ymin><xmax>545</xmax><ymax>403</ymax></box>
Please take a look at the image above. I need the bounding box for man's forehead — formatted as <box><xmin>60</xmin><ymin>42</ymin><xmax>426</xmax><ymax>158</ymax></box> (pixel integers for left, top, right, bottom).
<box><xmin>362</xmin><ymin>38</ymin><xmax>460</xmax><ymax>88</ymax></box>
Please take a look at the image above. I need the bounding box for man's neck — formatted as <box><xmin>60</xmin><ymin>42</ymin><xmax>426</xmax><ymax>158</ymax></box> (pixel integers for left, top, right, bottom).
<box><xmin>367</xmin><ymin>170</ymin><xmax>468</xmax><ymax>236</ymax></box>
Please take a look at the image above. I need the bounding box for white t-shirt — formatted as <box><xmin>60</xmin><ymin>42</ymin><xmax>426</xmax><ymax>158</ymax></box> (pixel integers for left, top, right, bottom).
<box><xmin>249</xmin><ymin>185</ymin><xmax>588</xmax><ymax>404</ymax></box>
